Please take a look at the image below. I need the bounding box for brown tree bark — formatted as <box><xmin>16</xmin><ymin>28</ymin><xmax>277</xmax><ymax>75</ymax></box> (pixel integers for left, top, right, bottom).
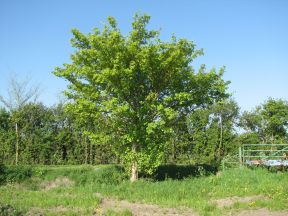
<box><xmin>130</xmin><ymin>143</ymin><xmax>138</xmax><ymax>182</ymax></box>
<box><xmin>84</xmin><ymin>136</ymin><xmax>88</xmax><ymax>164</ymax></box>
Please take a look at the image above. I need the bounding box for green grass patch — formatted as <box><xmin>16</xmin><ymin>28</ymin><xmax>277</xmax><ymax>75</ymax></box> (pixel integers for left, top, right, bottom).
<box><xmin>0</xmin><ymin>165</ymin><xmax>33</xmax><ymax>185</ymax></box>
<box><xmin>104</xmin><ymin>209</ymin><xmax>133</xmax><ymax>216</ymax></box>
<box><xmin>0</xmin><ymin>165</ymin><xmax>287</xmax><ymax>215</ymax></box>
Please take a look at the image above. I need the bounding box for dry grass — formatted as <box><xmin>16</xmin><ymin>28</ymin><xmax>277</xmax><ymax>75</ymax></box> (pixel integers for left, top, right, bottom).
<box><xmin>40</xmin><ymin>177</ymin><xmax>74</xmax><ymax>191</ymax></box>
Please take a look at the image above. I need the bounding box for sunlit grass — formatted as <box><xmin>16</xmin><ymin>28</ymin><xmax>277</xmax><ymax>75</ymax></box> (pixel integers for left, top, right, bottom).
<box><xmin>88</xmin><ymin>167</ymin><xmax>288</xmax><ymax>215</ymax></box>
<box><xmin>0</xmin><ymin>165</ymin><xmax>288</xmax><ymax>215</ymax></box>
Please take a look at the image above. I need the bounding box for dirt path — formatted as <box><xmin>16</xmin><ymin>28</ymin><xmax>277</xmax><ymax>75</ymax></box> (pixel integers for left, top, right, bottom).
<box><xmin>214</xmin><ymin>195</ymin><xmax>267</xmax><ymax>208</ymax></box>
<box><xmin>97</xmin><ymin>195</ymin><xmax>287</xmax><ymax>216</ymax></box>
<box><xmin>99</xmin><ymin>198</ymin><xmax>197</xmax><ymax>216</ymax></box>
<box><xmin>214</xmin><ymin>195</ymin><xmax>288</xmax><ymax>216</ymax></box>
<box><xmin>234</xmin><ymin>208</ymin><xmax>288</xmax><ymax>216</ymax></box>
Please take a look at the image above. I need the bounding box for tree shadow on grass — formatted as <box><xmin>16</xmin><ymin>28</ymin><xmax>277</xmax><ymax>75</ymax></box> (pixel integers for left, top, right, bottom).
<box><xmin>141</xmin><ymin>164</ymin><xmax>218</xmax><ymax>181</ymax></box>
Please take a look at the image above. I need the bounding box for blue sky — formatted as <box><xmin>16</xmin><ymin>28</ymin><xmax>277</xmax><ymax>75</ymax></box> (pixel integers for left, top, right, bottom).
<box><xmin>0</xmin><ymin>0</ymin><xmax>287</xmax><ymax>111</ymax></box>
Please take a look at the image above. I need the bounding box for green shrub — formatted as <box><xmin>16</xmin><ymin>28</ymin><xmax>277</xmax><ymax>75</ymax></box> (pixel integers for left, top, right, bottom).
<box><xmin>0</xmin><ymin>163</ymin><xmax>7</xmax><ymax>184</ymax></box>
<box><xmin>41</xmin><ymin>165</ymin><xmax>128</xmax><ymax>186</ymax></box>
<box><xmin>0</xmin><ymin>165</ymin><xmax>33</xmax><ymax>184</ymax></box>
<box><xmin>0</xmin><ymin>163</ymin><xmax>6</xmax><ymax>173</ymax></box>
<box><xmin>0</xmin><ymin>204</ymin><xmax>23</xmax><ymax>216</ymax></box>
<box><xmin>93</xmin><ymin>165</ymin><xmax>128</xmax><ymax>185</ymax></box>
<box><xmin>143</xmin><ymin>164</ymin><xmax>218</xmax><ymax>181</ymax></box>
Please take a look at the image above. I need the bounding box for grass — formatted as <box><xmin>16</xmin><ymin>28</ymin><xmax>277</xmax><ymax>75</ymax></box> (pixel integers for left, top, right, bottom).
<box><xmin>105</xmin><ymin>209</ymin><xmax>133</xmax><ymax>216</ymax></box>
<box><xmin>0</xmin><ymin>181</ymin><xmax>101</xmax><ymax>215</ymax></box>
<box><xmin>0</xmin><ymin>164</ymin><xmax>288</xmax><ymax>215</ymax></box>
<box><xmin>91</xmin><ymin>167</ymin><xmax>288</xmax><ymax>215</ymax></box>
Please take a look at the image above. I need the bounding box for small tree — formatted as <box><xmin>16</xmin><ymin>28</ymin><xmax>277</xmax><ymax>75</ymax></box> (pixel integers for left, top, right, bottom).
<box><xmin>187</xmin><ymin>99</ymin><xmax>239</xmax><ymax>163</ymax></box>
<box><xmin>54</xmin><ymin>14</ymin><xmax>229</xmax><ymax>181</ymax></box>
<box><xmin>0</xmin><ymin>77</ymin><xmax>40</xmax><ymax>165</ymax></box>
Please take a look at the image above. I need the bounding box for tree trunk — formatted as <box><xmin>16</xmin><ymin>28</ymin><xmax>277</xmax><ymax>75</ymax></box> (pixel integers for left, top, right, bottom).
<box><xmin>130</xmin><ymin>143</ymin><xmax>138</xmax><ymax>182</ymax></box>
<box><xmin>218</xmin><ymin>115</ymin><xmax>223</xmax><ymax>161</ymax></box>
<box><xmin>15</xmin><ymin>122</ymin><xmax>19</xmax><ymax>165</ymax></box>
<box><xmin>90</xmin><ymin>141</ymin><xmax>93</xmax><ymax>165</ymax></box>
<box><xmin>84</xmin><ymin>136</ymin><xmax>88</xmax><ymax>164</ymax></box>
<box><xmin>172</xmin><ymin>141</ymin><xmax>176</xmax><ymax>163</ymax></box>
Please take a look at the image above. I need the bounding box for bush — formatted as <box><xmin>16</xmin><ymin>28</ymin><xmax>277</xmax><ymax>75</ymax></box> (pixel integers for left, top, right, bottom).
<box><xmin>0</xmin><ymin>165</ymin><xmax>33</xmax><ymax>184</ymax></box>
<box><xmin>0</xmin><ymin>164</ymin><xmax>6</xmax><ymax>173</ymax></box>
<box><xmin>93</xmin><ymin>165</ymin><xmax>128</xmax><ymax>185</ymax></box>
<box><xmin>0</xmin><ymin>163</ymin><xmax>7</xmax><ymax>184</ymax></box>
<box><xmin>0</xmin><ymin>204</ymin><xmax>23</xmax><ymax>216</ymax></box>
<box><xmin>144</xmin><ymin>164</ymin><xmax>218</xmax><ymax>181</ymax></box>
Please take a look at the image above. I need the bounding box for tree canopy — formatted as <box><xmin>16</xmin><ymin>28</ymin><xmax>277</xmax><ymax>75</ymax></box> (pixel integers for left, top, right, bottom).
<box><xmin>240</xmin><ymin>98</ymin><xmax>288</xmax><ymax>144</ymax></box>
<box><xmin>53</xmin><ymin>14</ymin><xmax>230</xmax><ymax>181</ymax></box>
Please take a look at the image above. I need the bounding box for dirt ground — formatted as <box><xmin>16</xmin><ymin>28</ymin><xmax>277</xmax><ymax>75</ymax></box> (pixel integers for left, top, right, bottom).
<box><xmin>214</xmin><ymin>195</ymin><xmax>287</xmax><ymax>216</ymax></box>
<box><xmin>97</xmin><ymin>195</ymin><xmax>288</xmax><ymax>216</ymax></box>
<box><xmin>98</xmin><ymin>198</ymin><xmax>197</xmax><ymax>216</ymax></box>
<box><xmin>214</xmin><ymin>195</ymin><xmax>267</xmax><ymax>208</ymax></box>
<box><xmin>234</xmin><ymin>208</ymin><xmax>288</xmax><ymax>216</ymax></box>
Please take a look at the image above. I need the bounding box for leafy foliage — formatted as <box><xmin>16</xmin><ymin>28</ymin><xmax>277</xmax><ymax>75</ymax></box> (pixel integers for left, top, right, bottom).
<box><xmin>53</xmin><ymin>13</ymin><xmax>229</xmax><ymax>178</ymax></box>
<box><xmin>0</xmin><ymin>204</ymin><xmax>23</xmax><ymax>216</ymax></box>
<box><xmin>0</xmin><ymin>165</ymin><xmax>33</xmax><ymax>184</ymax></box>
<box><xmin>91</xmin><ymin>165</ymin><xmax>128</xmax><ymax>185</ymax></box>
<box><xmin>186</xmin><ymin>99</ymin><xmax>239</xmax><ymax>164</ymax></box>
<box><xmin>240</xmin><ymin>98</ymin><xmax>288</xmax><ymax>144</ymax></box>
<box><xmin>144</xmin><ymin>164</ymin><xmax>218</xmax><ymax>181</ymax></box>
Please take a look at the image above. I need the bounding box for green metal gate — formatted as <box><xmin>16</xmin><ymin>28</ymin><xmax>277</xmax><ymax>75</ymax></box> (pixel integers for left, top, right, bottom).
<box><xmin>240</xmin><ymin>144</ymin><xmax>288</xmax><ymax>166</ymax></box>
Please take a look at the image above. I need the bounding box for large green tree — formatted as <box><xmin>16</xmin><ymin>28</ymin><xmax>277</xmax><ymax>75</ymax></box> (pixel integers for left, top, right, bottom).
<box><xmin>54</xmin><ymin>14</ymin><xmax>229</xmax><ymax>181</ymax></box>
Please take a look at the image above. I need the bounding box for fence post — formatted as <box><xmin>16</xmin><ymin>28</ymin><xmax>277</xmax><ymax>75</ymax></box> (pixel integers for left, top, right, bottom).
<box><xmin>239</xmin><ymin>146</ymin><xmax>242</xmax><ymax>166</ymax></box>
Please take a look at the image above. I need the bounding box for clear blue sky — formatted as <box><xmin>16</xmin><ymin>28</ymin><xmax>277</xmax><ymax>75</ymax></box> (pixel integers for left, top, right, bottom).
<box><xmin>0</xmin><ymin>0</ymin><xmax>287</xmax><ymax>111</ymax></box>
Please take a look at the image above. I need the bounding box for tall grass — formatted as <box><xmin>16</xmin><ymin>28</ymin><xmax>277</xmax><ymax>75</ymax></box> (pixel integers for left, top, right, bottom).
<box><xmin>0</xmin><ymin>165</ymin><xmax>287</xmax><ymax>215</ymax></box>
<box><xmin>89</xmin><ymin>167</ymin><xmax>288</xmax><ymax>215</ymax></box>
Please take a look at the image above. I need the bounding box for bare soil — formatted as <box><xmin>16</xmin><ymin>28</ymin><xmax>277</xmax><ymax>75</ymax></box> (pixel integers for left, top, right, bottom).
<box><xmin>99</xmin><ymin>198</ymin><xmax>197</xmax><ymax>216</ymax></box>
<box><xmin>234</xmin><ymin>208</ymin><xmax>288</xmax><ymax>216</ymax></box>
<box><xmin>26</xmin><ymin>206</ymin><xmax>84</xmax><ymax>216</ymax></box>
<box><xmin>98</xmin><ymin>195</ymin><xmax>288</xmax><ymax>216</ymax></box>
<box><xmin>215</xmin><ymin>195</ymin><xmax>288</xmax><ymax>216</ymax></box>
<box><xmin>214</xmin><ymin>195</ymin><xmax>267</xmax><ymax>208</ymax></box>
<box><xmin>26</xmin><ymin>191</ymin><xmax>288</xmax><ymax>216</ymax></box>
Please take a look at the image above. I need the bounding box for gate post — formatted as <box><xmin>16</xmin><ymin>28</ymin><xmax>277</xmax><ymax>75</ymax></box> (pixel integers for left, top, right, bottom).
<box><xmin>239</xmin><ymin>146</ymin><xmax>242</xmax><ymax>166</ymax></box>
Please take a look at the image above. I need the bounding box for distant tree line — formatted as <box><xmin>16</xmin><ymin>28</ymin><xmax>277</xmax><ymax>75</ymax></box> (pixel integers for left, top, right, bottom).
<box><xmin>0</xmin><ymin>102</ymin><xmax>114</xmax><ymax>165</ymax></box>
<box><xmin>1</xmin><ymin>97</ymin><xmax>287</xmax><ymax>166</ymax></box>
